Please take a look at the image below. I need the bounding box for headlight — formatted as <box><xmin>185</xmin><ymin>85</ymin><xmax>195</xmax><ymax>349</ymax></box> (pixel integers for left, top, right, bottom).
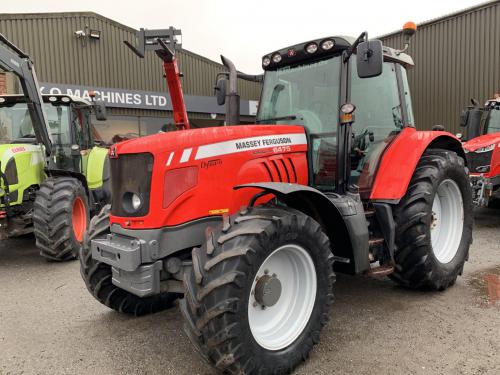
<box><xmin>305</xmin><ymin>42</ymin><xmax>318</xmax><ymax>54</ymax></box>
<box><xmin>262</xmin><ymin>56</ymin><xmax>271</xmax><ymax>67</ymax></box>
<box><xmin>122</xmin><ymin>191</ymin><xmax>143</xmax><ymax>213</ymax></box>
<box><xmin>271</xmin><ymin>53</ymin><xmax>282</xmax><ymax>63</ymax></box>
<box><xmin>131</xmin><ymin>193</ymin><xmax>141</xmax><ymax>210</ymax></box>
<box><xmin>474</xmin><ymin>144</ymin><xmax>495</xmax><ymax>153</ymax></box>
<box><xmin>321</xmin><ymin>39</ymin><xmax>335</xmax><ymax>50</ymax></box>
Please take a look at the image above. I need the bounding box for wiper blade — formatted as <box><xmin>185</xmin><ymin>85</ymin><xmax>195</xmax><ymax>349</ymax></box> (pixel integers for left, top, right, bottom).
<box><xmin>256</xmin><ymin>115</ymin><xmax>300</xmax><ymax>123</ymax></box>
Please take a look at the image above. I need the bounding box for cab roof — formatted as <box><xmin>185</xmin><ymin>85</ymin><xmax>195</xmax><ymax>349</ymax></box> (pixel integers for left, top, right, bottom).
<box><xmin>485</xmin><ymin>97</ymin><xmax>500</xmax><ymax>108</ymax></box>
<box><xmin>262</xmin><ymin>35</ymin><xmax>414</xmax><ymax>71</ymax></box>
<box><xmin>0</xmin><ymin>94</ymin><xmax>92</xmax><ymax>106</ymax></box>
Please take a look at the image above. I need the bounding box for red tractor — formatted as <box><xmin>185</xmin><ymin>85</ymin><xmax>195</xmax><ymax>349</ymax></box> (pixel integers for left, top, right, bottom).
<box><xmin>80</xmin><ymin>24</ymin><xmax>473</xmax><ymax>374</ymax></box>
<box><xmin>461</xmin><ymin>95</ymin><xmax>500</xmax><ymax>207</ymax></box>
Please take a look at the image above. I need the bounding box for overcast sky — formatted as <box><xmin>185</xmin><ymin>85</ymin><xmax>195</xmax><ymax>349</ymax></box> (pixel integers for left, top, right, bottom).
<box><xmin>2</xmin><ymin>0</ymin><xmax>488</xmax><ymax>73</ymax></box>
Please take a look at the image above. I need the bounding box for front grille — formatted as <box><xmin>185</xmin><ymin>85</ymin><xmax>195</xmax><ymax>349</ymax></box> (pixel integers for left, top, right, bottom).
<box><xmin>111</xmin><ymin>153</ymin><xmax>153</xmax><ymax>217</ymax></box>
<box><xmin>466</xmin><ymin>150</ymin><xmax>493</xmax><ymax>173</ymax></box>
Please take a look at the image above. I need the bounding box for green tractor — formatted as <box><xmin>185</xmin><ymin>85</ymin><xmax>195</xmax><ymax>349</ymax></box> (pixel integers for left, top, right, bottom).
<box><xmin>0</xmin><ymin>34</ymin><xmax>110</xmax><ymax>261</ymax></box>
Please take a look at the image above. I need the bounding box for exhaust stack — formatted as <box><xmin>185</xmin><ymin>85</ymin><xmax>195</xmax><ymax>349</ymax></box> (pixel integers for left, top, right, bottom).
<box><xmin>220</xmin><ymin>55</ymin><xmax>240</xmax><ymax>125</ymax></box>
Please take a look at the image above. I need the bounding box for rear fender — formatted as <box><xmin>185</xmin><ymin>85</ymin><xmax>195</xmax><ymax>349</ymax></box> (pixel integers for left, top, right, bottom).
<box><xmin>370</xmin><ymin>128</ymin><xmax>465</xmax><ymax>202</ymax></box>
<box><xmin>235</xmin><ymin>182</ymin><xmax>370</xmax><ymax>274</ymax></box>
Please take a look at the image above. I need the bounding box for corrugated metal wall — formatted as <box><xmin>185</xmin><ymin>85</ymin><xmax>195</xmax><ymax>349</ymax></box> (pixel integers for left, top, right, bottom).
<box><xmin>380</xmin><ymin>0</ymin><xmax>500</xmax><ymax>134</ymax></box>
<box><xmin>0</xmin><ymin>12</ymin><xmax>261</xmax><ymax>100</ymax></box>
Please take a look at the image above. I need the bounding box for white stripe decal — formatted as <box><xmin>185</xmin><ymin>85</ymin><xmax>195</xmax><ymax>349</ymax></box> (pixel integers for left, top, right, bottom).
<box><xmin>195</xmin><ymin>133</ymin><xmax>307</xmax><ymax>160</ymax></box>
<box><xmin>166</xmin><ymin>151</ymin><xmax>174</xmax><ymax>166</ymax></box>
<box><xmin>180</xmin><ymin>148</ymin><xmax>193</xmax><ymax>163</ymax></box>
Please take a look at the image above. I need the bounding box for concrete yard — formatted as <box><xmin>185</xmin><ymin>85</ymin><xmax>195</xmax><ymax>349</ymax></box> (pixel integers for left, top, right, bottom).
<box><xmin>1</xmin><ymin>208</ymin><xmax>499</xmax><ymax>375</ymax></box>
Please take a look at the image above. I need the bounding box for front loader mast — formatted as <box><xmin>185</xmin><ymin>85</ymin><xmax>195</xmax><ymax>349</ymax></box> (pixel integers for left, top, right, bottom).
<box><xmin>0</xmin><ymin>33</ymin><xmax>53</xmax><ymax>158</ymax></box>
<box><xmin>125</xmin><ymin>27</ymin><xmax>189</xmax><ymax>130</ymax></box>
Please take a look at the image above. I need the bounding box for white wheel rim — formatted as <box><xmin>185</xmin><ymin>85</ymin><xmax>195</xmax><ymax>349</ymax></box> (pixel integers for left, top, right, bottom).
<box><xmin>248</xmin><ymin>244</ymin><xmax>317</xmax><ymax>351</ymax></box>
<box><xmin>430</xmin><ymin>179</ymin><xmax>464</xmax><ymax>263</ymax></box>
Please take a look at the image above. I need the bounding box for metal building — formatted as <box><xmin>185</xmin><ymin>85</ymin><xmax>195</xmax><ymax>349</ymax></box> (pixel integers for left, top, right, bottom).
<box><xmin>380</xmin><ymin>0</ymin><xmax>500</xmax><ymax>135</ymax></box>
<box><xmin>0</xmin><ymin>12</ymin><xmax>261</xmax><ymax>143</ymax></box>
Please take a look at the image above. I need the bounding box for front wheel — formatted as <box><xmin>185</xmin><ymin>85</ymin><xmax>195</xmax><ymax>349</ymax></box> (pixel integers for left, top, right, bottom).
<box><xmin>181</xmin><ymin>206</ymin><xmax>335</xmax><ymax>374</ymax></box>
<box><xmin>391</xmin><ymin>149</ymin><xmax>473</xmax><ymax>290</ymax></box>
<box><xmin>33</xmin><ymin>177</ymin><xmax>89</xmax><ymax>261</ymax></box>
<box><xmin>79</xmin><ymin>205</ymin><xmax>178</xmax><ymax>316</ymax></box>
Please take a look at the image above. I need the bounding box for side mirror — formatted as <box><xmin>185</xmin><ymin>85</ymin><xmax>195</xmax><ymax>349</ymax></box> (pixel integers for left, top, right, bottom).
<box><xmin>93</xmin><ymin>100</ymin><xmax>107</xmax><ymax>121</ymax></box>
<box><xmin>215</xmin><ymin>78</ymin><xmax>226</xmax><ymax>106</ymax></box>
<box><xmin>356</xmin><ymin>40</ymin><xmax>383</xmax><ymax>78</ymax></box>
<box><xmin>459</xmin><ymin>109</ymin><xmax>470</xmax><ymax>127</ymax></box>
<box><xmin>461</xmin><ymin>107</ymin><xmax>483</xmax><ymax>140</ymax></box>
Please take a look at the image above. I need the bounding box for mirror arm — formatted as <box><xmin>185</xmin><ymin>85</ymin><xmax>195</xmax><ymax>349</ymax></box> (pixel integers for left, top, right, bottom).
<box><xmin>343</xmin><ymin>31</ymin><xmax>367</xmax><ymax>63</ymax></box>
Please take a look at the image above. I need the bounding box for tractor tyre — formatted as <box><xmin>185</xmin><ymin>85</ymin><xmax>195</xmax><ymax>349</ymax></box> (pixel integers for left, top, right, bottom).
<box><xmin>79</xmin><ymin>205</ymin><xmax>178</xmax><ymax>316</ymax></box>
<box><xmin>391</xmin><ymin>149</ymin><xmax>473</xmax><ymax>290</ymax></box>
<box><xmin>34</xmin><ymin>177</ymin><xmax>90</xmax><ymax>261</ymax></box>
<box><xmin>180</xmin><ymin>206</ymin><xmax>335</xmax><ymax>374</ymax></box>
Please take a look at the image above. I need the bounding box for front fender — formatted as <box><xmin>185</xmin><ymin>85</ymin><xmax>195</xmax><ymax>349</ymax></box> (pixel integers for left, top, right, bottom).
<box><xmin>370</xmin><ymin>128</ymin><xmax>465</xmax><ymax>201</ymax></box>
<box><xmin>235</xmin><ymin>182</ymin><xmax>370</xmax><ymax>274</ymax></box>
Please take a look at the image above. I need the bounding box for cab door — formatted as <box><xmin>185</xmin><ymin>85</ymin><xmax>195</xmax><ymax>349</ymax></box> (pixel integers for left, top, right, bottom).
<box><xmin>348</xmin><ymin>61</ymin><xmax>413</xmax><ymax>198</ymax></box>
<box><xmin>71</xmin><ymin>106</ymin><xmax>92</xmax><ymax>174</ymax></box>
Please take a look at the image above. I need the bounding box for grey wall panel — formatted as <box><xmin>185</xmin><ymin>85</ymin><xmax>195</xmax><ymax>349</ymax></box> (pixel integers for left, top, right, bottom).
<box><xmin>380</xmin><ymin>1</ymin><xmax>500</xmax><ymax>134</ymax></box>
<box><xmin>0</xmin><ymin>12</ymin><xmax>261</xmax><ymax>101</ymax></box>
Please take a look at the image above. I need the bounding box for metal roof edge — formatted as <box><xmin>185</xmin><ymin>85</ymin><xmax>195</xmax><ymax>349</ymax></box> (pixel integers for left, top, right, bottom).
<box><xmin>377</xmin><ymin>0</ymin><xmax>500</xmax><ymax>39</ymax></box>
<box><xmin>0</xmin><ymin>11</ymin><xmax>245</xmax><ymax>73</ymax></box>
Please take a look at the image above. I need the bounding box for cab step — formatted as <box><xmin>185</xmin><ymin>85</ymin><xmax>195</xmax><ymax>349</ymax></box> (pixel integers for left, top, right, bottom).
<box><xmin>368</xmin><ymin>264</ymin><xmax>395</xmax><ymax>277</ymax></box>
<box><xmin>368</xmin><ymin>238</ymin><xmax>385</xmax><ymax>247</ymax></box>
<box><xmin>332</xmin><ymin>255</ymin><xmax>351</xmax><ymax>264</ymax></box>
<box><xmin>364</xmin><ymin>209</ymin><xmax>376</xmax><ymax>217</ymax></box>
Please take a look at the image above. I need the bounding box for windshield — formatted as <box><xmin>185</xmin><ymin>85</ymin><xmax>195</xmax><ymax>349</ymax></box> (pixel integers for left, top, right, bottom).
<box><xmin>0</xmin><ymin>102</ymin><xmax>69</xmax><ymax>144</ymax></box>
<box><xmin>485</xmin><ymin>107</ymin><xmax>500</xmax><ymax>135</ymax></box>
<box><xmin>257</xmin><ymin>56</ymin><xmax>341</xmax><ymax>134</ymax></box>
<box><xmin>257</xmin><ymin>56</ymin><xmax>341</xmax><ymax>190</ymax></box>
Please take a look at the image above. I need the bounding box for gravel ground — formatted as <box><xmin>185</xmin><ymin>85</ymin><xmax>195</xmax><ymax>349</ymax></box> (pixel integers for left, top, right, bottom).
<box><xmin>0</xmin><ymin>207</ymin><xmax>499</xmax><ymax>375</ymax></box>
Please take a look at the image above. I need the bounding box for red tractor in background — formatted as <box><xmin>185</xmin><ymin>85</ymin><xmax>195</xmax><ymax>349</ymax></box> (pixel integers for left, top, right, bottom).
<box><xmin>461</xmin><ymin>95</ymin><xmax>500</xmax><ymax>207</ymax></box>
<box><xmin>80</xmin><ymin>24</ymin><xmax>473</xmax><ymax>374</ymax></box>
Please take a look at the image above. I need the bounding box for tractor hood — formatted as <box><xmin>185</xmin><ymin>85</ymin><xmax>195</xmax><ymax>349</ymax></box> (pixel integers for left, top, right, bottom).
<box><xmin>0</xmin><ymin>143</ymin><xmax>44</xmax><ymax>171</ymax></box>
<box><xmin>110</xmin><ymin>125</ymin><xmax>307</xmax><ymax>159</ymax></box>
<box><xmin>463</xmin><ymin>133</ymin><xmax>500</xmax><ymax>152</ymax></box>
<box><xmin>109</xmin><ymin>124</ymin><xmax>309</xmax><ymax>228</ymax></box>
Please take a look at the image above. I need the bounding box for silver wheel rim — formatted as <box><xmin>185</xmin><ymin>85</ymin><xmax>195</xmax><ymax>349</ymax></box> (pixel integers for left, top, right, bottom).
<box><xmin>248</xmin><ymin>244</ymin><xmax>317</xmax><ymax>351</ymax></box>
<box><xmin>430</xmin><ymin>179</ymin><xmax>464</xmax><ymax>263</ymax></box>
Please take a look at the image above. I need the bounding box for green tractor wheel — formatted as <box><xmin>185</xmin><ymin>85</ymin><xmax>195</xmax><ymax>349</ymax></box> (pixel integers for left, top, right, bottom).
<box><xmin>33</xmin><ymin>177</ymin><xmax>90</xmax><ymax>261</ymax></box>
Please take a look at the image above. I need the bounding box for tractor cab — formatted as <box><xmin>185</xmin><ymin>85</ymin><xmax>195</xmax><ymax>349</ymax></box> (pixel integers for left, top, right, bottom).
<box><xmin>0</xmin><ymin>94</ymin><xmax>106</xmax><ymax>173</ymax></box>
<box><xmin>483</xmin><ymin>97</ymin><xmax>500</xmax><ymax>135</ymax></box>
<box><xmin>256</xmin><ymin>35</ymin><xmax>415</xmax><ymax>198</ymax></box>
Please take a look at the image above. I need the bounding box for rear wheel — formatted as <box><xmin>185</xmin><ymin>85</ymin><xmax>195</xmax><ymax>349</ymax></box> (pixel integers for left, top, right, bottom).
<box><xmin>79</xmin><ymin>205</ymin><xmax>178</xmax><ymax>316</ymax></box>
<box><xmin>181</xmin><ymin>206</ymin><xmax>335</xmax><ymax>374</ymax></box>
<box><xmin>391</xmin><ymin>149</ymin><xmax>473</xmax><ymax>290</ymax></box>
<box><xmin>33</xmin><ymin>177</ymin><xmax>89</xmax><ymax>261</ymax></box>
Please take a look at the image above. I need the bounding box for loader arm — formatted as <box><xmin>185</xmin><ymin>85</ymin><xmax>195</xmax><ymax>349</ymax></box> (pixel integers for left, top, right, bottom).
<box><xmin>156</xmin><ymin>40</ymin><xmax>189</xmax><ymax>130</ymax></box>
<box><xmin>0</xmin><ymin>33</ymin><xmax>52</xmax><ymax>156</ymax></box>
<box><xmin>124</xmin><ymin>27</ymin><xmax>189</xmax><ymax>130</ymax></box>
